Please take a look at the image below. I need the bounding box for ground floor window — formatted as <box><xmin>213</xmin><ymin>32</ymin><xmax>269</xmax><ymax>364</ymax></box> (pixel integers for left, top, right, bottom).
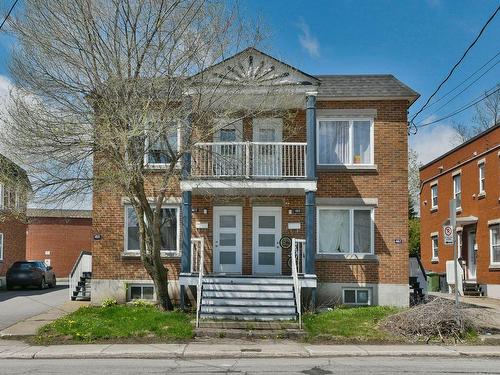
<box><xmin>124</xmin><ymin>205</ymin><xmax>180</xmax><ymax>255</ymax></box>
<box><xmin>317</xmin><ymin>207</ymin><xmax>374</xmax><ymax>254</ymax></box>
<box><xmin>342</xmin><ymin>288</ymin><xmax>371</xmax><ymax>305</ymax></box>
<box><xmin>490</xmin><ymin>224</ymin><xmax>500</xmax><ymax>266</ymax></box>
<box><xmin>128</xmin><ymin>284</ymin><xmax>155</xmax><ymax>301</ymax></box>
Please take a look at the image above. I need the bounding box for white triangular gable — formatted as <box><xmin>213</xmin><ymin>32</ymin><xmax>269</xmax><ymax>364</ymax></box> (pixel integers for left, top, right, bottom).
<box><xmin>199</xmin><ymin>48</ymin><xmax>318</xmax><ymax>87</ymax></box>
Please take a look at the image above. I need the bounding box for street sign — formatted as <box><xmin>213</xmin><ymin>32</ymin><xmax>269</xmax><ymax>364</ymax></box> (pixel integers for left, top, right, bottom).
<box><xmin>443</xmin><ymin>224</ymin><xmax>454</xmax><ymax>245</ymax></box>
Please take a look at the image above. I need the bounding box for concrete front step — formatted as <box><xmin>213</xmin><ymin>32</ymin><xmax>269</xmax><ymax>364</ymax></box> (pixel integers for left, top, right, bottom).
<box><xmin>203</xmin><ymin>276</ymin><xmax>294</xmax><ymax>285</ymax></box>
<box><xmin>200</xmin><ymin>305</ymin><xmax>297</xmax><ymax>315</ymax></box>
<box><xmin>195</xmin><ymin>327</ymin><xmax>305</xmax><ymax>339</ymax></box>
<box><xmin>202</xmin><ymin>291</ymin><xmax>295</xmax><ymax>299</ymax></box>
<box><xmin>202</xmin><ymin>284</ymin><xmax>293</xmax><ymax>292</ymax></box>
<box><xmin>197</xmin><ymin>320</ymin><xmax>300</xmax><ymax>330</ymax></box>
<box><xmin>202</xmin><ymin>298</ymin><xmax>295</xmax><ymax>307</ymax></box>
<box><xmin>200</xmin><ymin>313</ymin><xmax>297</xmax><ymax>321</ymax></box>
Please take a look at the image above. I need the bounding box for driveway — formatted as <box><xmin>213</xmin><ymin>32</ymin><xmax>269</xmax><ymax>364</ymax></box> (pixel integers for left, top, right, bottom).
<box><xmin>0</xmin><ymin>286</ymin><xmax>69</xmax><ymax>331</ymax></box>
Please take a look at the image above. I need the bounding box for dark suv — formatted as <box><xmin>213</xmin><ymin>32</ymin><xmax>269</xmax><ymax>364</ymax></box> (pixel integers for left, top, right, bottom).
<box><xmin>6</xmin><ymin>261</ymin><xmax>57</xmax><ymax>290</ymax></box>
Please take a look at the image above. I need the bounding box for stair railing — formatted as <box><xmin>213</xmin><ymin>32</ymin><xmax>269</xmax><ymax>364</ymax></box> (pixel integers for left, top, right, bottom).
<box><xmin>69</xmin><ymin>251</ymin><xmax>92</xmax><ymax>300</ymax></box>
<box><xmin>192</xmin><ymin>237</ymin><xmax>205</xmax><ymax>328</ymax></box>
<box><xmin>291</xmin><ymin>238</ymin><xmax>304</xmax><ymax>329</ymax></box>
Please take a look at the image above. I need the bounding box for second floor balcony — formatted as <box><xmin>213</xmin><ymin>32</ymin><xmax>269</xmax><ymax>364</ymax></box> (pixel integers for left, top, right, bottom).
<box><xmin>191</xmin><ymin>141</ymin><xmax>307</xmax><ymax>179</ymax></box>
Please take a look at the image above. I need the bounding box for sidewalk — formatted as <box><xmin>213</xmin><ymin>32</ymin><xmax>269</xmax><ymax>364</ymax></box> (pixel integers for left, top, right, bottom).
<box><xmin>1</xmin><ymin>340</ymin><xmax>500</xmax><ymax>359</ymax></box>
<box><xmin>0</xmin><ymin>301</ymin><xmax>89</xmax><ymax>337</ymax></box>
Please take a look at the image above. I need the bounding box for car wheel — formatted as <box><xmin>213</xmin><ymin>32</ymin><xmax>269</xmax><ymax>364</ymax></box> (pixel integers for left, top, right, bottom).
<box><xmin>39</xmin><ymin>277</ymin><xmax>47</xmax><ymax>290</ymax></box>
<box><xmin>50</xmin><ymin>277</ymin><xmax>56</xmax><ymax>288</ymax></box>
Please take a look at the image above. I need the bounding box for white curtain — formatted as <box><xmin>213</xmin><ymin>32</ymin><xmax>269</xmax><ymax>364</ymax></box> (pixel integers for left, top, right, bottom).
<box><xmin>353</xmin><ymin>210</ymin><xmax>371</xmax><ymax>253</ymax></box>
<box><xmin>318</xmin><ymin>121</ymin><xmax>349</xmax><ymax>164</ymax></box>
<box><xmin>353</xmin><ymin>121</ymin><xmax>371</xmax><ymax>164</ymax></box>
<box><xmin>318</xmin><ymin>209</ymin><xmax>350</xmax><ymax>253</ymax></box>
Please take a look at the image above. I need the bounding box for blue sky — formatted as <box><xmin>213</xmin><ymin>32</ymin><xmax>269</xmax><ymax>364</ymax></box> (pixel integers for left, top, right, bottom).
<box><xmin>1</xmin><ymin>0</ymin><xmax>499</xmax><ymax>165</ymax></box>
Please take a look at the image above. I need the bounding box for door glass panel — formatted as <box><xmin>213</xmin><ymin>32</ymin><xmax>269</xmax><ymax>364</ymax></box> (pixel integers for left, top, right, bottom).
<box><xmin>219</xmin><ymin>233</ymin><xmax>236</xmax><ymax>246</ymax></box>
<box><xmin>258</xmin><ymin>128</ymin><xmax>276</xmax><ymax>142</ymax></box>
<box><xmin>259</xmin><ymin>233</ymin><xmax>275</xmax><ymax>247</ymax></box>
<box><xmin>219</xmin><ymin>215</ymin><xmax>236</xmax><ymax>228</ymax></box>
<box><xmin>220</xmin><ymin>129</ymin><xmax>236</xmax><ymax>142</ymax></box>
<box><xmin>258</xmin><ymin>252</ymin><xmax>275</xmax><ymax>265</ymax></box>
<box><xmin>259</xmin><ymin>215</ymin><xmax>275</xmax><ymax>229</ymax></box>
<box><xmin>220</xmin><ymin>251</ymin><xmax>236</xmax><ymax>264</ymax></box>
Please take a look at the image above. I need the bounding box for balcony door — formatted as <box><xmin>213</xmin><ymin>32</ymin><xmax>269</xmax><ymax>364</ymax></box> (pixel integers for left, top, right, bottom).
<box><xmin>213</xmin><ymin>119</ymin><xmax>243</xmax><ymax>177</ymax></box>
<box><xmin>252</xmin><ymin>118</ymin><xmax>282</xmax><ymax>177</ymax></box>
<box><xmin>213</xmin><ymin>206</ymin><xmax>242</xmax><ymax>274</ymax></box>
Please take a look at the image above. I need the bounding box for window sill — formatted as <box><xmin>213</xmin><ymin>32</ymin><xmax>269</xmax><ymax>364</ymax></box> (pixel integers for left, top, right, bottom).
<box><xmin>430</xmin><ymin>207</ymin><xmax>438</xmax><ymax>213</ymax></box>
<box><xmin>121</xmin><ymin>252</ymin><xmax>181</xmax><ymax>259</ymax></box>
<box><xmin>489</xmin><ymin>264</ymin><xmax>500</xmax><ymax>270</ymax></box>
<box><xmin>431</xmin><ymin>258</ymin><xmax>439</xmax><ymax>264</ymax></box>
<box><xmin>316</xmin><ymin>253</ymin><xmax>378</xmax><ymax>262</ymax></box>
<box><xmin>456</xmin><ymin>208</ymin><xmax>462</xmax><ymax>214</ymax></box>
<box><xmin>317</xmin><ymin>164</ymin><xmax>378</xmax><ymax>173</ymax></box>
<box><xmin>144</xmin><ymin>163</ymin><xmax>182</xmax><ymax>171</ymax></box>
<box><xmin>478</xmin><ymin>192</ymin><xmax>486</xmax><ymax>199</ymax></box>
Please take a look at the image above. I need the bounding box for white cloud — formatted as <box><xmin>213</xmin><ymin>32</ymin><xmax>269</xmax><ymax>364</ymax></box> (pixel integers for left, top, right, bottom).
<box><xmin>410</xmin><ymin>119</ymin><xmax>460</xmax><ymax>165</ymax></box>
<box><xmin>297</xmin><ymin>19</ymin><xmax>320</xmax><ymax>58</ymax></box>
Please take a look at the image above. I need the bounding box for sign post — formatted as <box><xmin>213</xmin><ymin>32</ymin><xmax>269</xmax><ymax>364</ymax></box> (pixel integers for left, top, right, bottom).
<box><xmin>449</xmin><ymin>199</ymin><xmax>459</xmax><ymax>309</ymax></box>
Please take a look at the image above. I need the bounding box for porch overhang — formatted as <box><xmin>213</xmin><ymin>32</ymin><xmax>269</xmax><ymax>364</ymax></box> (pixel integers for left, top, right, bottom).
<box><xmin>179</xmin><ymin>273</ymin><xmax>318</xmax><ymax>288</ymax></box>
<box><xmin>180</xmin><ymin>179</ymin><xmax>317</xmax><ymax>196</ymax></box>
<box><xmin>442</xmin><ymin>216</ymin><xmax>478</xmax><ymax>227</ymax></box>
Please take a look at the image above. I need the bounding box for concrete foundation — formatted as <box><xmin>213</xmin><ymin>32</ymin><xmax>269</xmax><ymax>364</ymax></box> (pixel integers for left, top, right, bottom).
<box><xmin>317</xmin><ymin>282</ymin><xmax>409</xmax><ymax>307</ymax></box>
<box><xmin>485</xmin><ymin>284</ymin><xmax>500</xmax><ymax>299</ymax></box>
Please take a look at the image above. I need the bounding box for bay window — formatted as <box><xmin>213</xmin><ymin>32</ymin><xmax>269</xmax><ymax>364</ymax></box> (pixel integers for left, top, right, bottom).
<box><xmin>317</xmin><ymin>207</ymin><xmax>374</xmax><ymax>254</ymax></box>
<box><xmin>317</xmin><ymin>118</ymin><xmax>373</xmax><ymax>166</ymax></box>
<box><xmin>124</xmin><ymin>205</ymin><xmax>180</xmax><ymax>255</ymax></box>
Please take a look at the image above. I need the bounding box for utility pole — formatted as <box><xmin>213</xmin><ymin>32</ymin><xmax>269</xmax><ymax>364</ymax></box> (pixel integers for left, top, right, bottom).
<box><xmin>450</xmin><ymin>199</ymin><xmax>459</xmax><ymax>309</ymax></box>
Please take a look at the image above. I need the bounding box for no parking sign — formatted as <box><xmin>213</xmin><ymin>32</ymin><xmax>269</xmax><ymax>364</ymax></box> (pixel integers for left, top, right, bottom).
<box><xmin>443</xmin><ymin>224</ymin><xmax>454</xmax><ymax>245</ymax></box>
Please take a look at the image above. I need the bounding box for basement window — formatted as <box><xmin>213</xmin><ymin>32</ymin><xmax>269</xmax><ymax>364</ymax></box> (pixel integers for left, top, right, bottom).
<box><xmin>342</xmin><ymin>288</ymin><xmax>371</xmax><ymax>306</ymax></box>
<box><xmin>128</xmin><ymin>284</ymin><xmax>155</xmax><ymax>301</ymax></box>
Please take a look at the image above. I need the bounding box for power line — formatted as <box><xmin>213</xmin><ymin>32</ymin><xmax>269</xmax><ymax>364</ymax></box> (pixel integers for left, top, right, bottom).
<box><xmin>0</xmin><ymin>0</ymin><xmax>18</xmax><ymax>31</ymax></box>
<box><xmin>410</xmin><ymin>4</ymin><xmax>500</xmax><ymax>123</ymax></box>
<box><xmin>415</xmin><ymin>85</ymin><xmax>500</xmax><ymax>129</ymax></box>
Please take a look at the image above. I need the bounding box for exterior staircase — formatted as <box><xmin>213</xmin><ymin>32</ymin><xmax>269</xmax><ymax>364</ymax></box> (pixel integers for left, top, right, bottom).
<box><xmin>71</xmin><ymin>271</ymin><xmax>92</xmax><ymax>301</ymax></box>
<box><xmin>463</xmin><ymin>281</ymin><xmax>484</xmax><ymax>297</ymax></box>
<box><xmin>199</xmin><ymin>276</ymin><xmax>299</xmax><ymax>321</ymax></box>
<box><xmin>409</xmin><ymin>276</ymin><xmax>425</xmax><ymax>305</ymax></box>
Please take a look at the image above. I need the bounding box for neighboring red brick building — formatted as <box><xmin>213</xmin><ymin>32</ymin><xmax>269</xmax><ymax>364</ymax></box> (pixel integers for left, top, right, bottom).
<box><xmin>420</xmin><ymin>123</ymin><xmax>500</xmax><ymax>298</ymax></box>
<box><xmin>27</xmin><ymin>209</ymin><xmax>92</xmax><ymax>279</ymax></box>
<box><xmin>92</xmin><ymin>48</ymin><xmax>419</xmax><ymax>310</ymax></box>
<box><xmin>0</xmin><ymin>154</ymin><xmax>30</xmax><ymax>288</ymax></box>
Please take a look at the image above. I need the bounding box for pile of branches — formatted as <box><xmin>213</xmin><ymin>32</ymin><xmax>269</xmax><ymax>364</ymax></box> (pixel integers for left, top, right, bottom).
<box><xmin>380</xmin><ymin>298</ymin><xmax>476</xmax><ymax>343</ymax></box>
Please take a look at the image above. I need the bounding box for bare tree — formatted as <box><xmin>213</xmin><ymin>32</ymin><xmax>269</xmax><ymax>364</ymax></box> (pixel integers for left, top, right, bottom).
<box><xmin>453</xmin><ymin>84</ymin><xmax>500</xmax><ymax>143</ymax></box>
<box><xmin>1</xmin><ymin>0</ymin><xmax>298</xmax><ymax>310</ymax></box>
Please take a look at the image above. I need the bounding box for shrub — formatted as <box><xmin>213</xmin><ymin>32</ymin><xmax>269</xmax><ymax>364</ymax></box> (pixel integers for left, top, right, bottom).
<box><xmin>101</xmin><ymin>298</ymin><xmax>118</xmax><ymax>308</ymax></box>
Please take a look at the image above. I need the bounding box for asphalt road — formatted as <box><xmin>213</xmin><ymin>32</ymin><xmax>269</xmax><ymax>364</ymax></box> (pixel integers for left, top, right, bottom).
<box><xmin>1</xmin><ymin>357</ymin><xmax>500</xmax><ymax>374</ymax></box>
<box><xmin>0</xmin><ymin>285</ymin><xmax>68</xmax><ymax>330</ymax></box>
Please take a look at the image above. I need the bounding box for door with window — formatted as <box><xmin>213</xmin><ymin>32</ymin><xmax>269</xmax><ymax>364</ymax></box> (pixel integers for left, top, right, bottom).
<box><xmin>213</xmin><ymin>206</ymin><xmax>242</xmax><ymax>274</ymax></box>
<box><xmin>252</xmin><ymin>207</ymin><xmax>282</xmax><ymax>275</ymax></box>
<box><xmin>252</xmin><ymin>118</ymin><xmax>282</xmax><ymax>177</ymax></box>
<box><xmin>468</xmin><ymin>230</ymin><xmax>477</xmax><ymax>280</ymax></box>
<box><xmin>213</xmin><ymin>120</ymin><xmax>243</xmax><ymax>176</ymax></box>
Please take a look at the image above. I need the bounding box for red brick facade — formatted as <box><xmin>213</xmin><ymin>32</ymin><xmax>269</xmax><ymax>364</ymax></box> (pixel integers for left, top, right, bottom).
<box><xmin>420</xmin><ymin>124</ymin><xmax>500</xmax><ymax>296</ymax></box>
<box><xmin>92</xmin><ymin>99</ymin><xmax>411</xmax><ymax>297</ymax></box>
<box><xmin>0</xmin><ymin>217</ymin><xmax>27</xmax><ymax>280</ymax></box>
<box><xmin>26</xmin><ymin>215</ymin><xmax>92</xmax><ymax>278</ymax></box>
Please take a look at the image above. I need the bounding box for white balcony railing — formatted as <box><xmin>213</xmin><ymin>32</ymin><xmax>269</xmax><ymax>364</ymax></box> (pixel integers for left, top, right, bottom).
<box><xmin>191</xmin><ymin>142</ymin><xmax>307</xmax><ymax>179</ymax></box>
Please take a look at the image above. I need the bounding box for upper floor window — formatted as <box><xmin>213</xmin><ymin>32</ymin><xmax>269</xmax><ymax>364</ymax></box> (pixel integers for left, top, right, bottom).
<box><xmin>490</xmin><ymin>224</ymin><xmax>500</xmax><ymax>266</ymax></box>
<box><xmin>145</xmin><ymin>122</ymin><xmax>181</xmax><ymax>167</ymax></box>
<box><xmin>124</xmin><ymin>205</ymin><xmax>180</xmax><ymax>255</ymax></box>
<box><xmin>453</xmin><ymin>174</ymin><xmax>461</xmax><ymax>209</ymax></box>
<box><xmin>430</xmin><ymin>183</ymin><xmax>438</xmax><ymax>209</ymax></box>
<box><xmin>478</xmin><ymin>162</ymin><xmax>486</xmax><ymax>194</ymax></box>
<box><xmin>317</xmin><ymin>207</ymin><xmax>374</xmax><ymax>254</ymax></box>
<box><xmin>317</xmin><ymin>118</ymin><xmax>373</xmax><ymax>166</ymax></box>
<box><xmin>0</xmin><ymin>233</ymin><xmax>3</xmax><ymax>261</ymax></box>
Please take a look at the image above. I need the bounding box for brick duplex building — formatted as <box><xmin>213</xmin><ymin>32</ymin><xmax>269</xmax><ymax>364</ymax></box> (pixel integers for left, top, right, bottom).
<box><xmin>0</xmin><ymin>154</ymin><xmax>30</xmax><ymax>288</ymax></box>
<box><xmin>420</xmin><ymin>123</ymin><xmax>500</xmax><ymax>298</ymax></box>
<box><xmin>90</xmin><ymin>48</ymin><xmax>418</xmax><ymax>314</ymax></box>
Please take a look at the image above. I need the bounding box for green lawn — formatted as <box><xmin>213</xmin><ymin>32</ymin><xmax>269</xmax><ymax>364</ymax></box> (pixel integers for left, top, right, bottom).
<box><xmin>303</xmin><ymin>306</ymin><xmax>402</xmax><ymax>342</ymax></box>
<box><xmin>37</xmin><ymin>305</ymin><xmax>193</xmax><ymax>343</ymax></box>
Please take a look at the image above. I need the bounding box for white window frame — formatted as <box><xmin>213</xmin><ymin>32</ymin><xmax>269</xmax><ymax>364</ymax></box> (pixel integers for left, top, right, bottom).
<box><xmin>453</xmin><ymin>174</ymin><xmax>461</xmax><ymax>209</ymax></box>
<box><xmin>431</xmin><ymin>234</ymin><xmax>439</xmax><ymax>261</ymax></box>
<box><xmin>127</xmin><ymin>283</ymin><xmax>155</xmax><ymax>301</ymax></box>
<box><xmin>478</xmin><ymin>162</ymin><xmax>486</xmax><ymax>194</ymax></box>
<box><xmin>430</xmin><ymin>182</ymin><xmax>438</xmax><ymax>209</ymax></box>
<box><xmin>0</xmin><ymin>233</ymin><xmax>3</xmax><ymax>261</ymax></box>
<box><xmin>143</xmin><ymin>122</ymin><xmax>182</xmax><ymax>169</ymax></box>
<box><xmin>316</xmin><ymin>206</ymin><xmax>375</xmax><ymax>255</ymax></box>
<box><xmin>316</xmin><ymin>117</ymin><xmax>374</xmax><ymax>166</ymax></box>
<box><xmin>124</xmin><ymin>204</ymin><xmax>181</xmax><ymax>256</ymax></box>
<box><xmin>0</xmin><ymin>184</ymin><xmax>3</xmax><ymax>210</ymax></box>
<box><xmin>490</xmin><ymin>224</ymin><xmax>500</xmax><ymax>267</ymax></box>
<box><xmin>342</xmin><ymin>287</ymin><xmax>372</xmax><ymax>306</ymax></box>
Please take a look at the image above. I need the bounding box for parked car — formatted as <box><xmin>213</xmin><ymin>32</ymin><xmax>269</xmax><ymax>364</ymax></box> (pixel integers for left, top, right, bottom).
<box><xmin>6</xmin><ymin>261</ymin><xmax>56</xmax><ymax>290</ymax></box>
